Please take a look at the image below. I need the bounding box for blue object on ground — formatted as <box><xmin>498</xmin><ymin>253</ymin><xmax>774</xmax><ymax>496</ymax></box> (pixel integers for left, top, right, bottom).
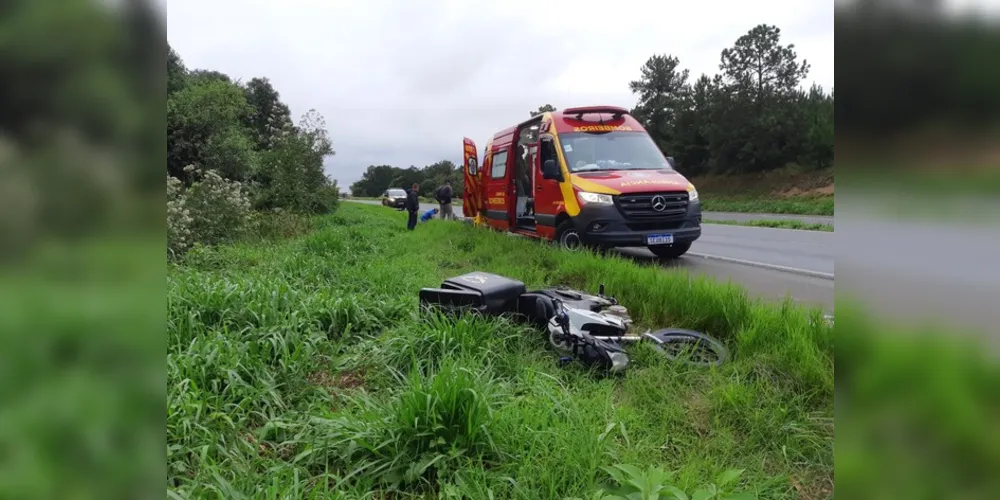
<box><xmin>420</xmin><ymin>208</ymin><xmax>438</xmax><ymax>222</ymax></box>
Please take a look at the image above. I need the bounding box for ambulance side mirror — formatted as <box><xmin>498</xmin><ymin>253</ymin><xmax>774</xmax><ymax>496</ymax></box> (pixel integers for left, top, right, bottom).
<box><xmin>541</xmin><ymin>159</ymin><xmax>562</xmax><ymax>181</ymax></box>
<box><xmin>666</xmin><ymin>156</ymin><xmax>676</xmax><ymax>168</ymax></box>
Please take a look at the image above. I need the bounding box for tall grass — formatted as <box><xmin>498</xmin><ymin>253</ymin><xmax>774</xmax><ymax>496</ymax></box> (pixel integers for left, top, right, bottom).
<box><xmin>167</xmin><ymin>203</ymin><xmax>833</xmax><ymax>498</ymax></box>
<box><xmin>701</xmin><ymin>195</ymin><xmax>834</xmax><ymax>216</ymax></box>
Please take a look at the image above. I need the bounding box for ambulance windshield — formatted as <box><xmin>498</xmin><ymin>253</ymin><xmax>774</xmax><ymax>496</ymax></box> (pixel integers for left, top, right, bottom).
<box><xmin>560</xmin><ymin>131</ymin><xmax>672</xmax><ymax>172</ymax></box>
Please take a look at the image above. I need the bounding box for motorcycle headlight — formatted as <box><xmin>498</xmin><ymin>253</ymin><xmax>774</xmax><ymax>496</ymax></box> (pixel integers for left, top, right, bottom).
<box><xmin>608</xmin><ymin>352</ymin><xmax>629</xmax><ymax>373</ymax></box>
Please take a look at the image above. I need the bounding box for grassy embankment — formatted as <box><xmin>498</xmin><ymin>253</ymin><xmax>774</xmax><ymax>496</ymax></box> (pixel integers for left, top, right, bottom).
<box><xmin>167</xmin><ymin>203</ymin><xmax>833</xmax><ymax>499</ymax></box>
<box><xmin>704</xmin><ymin>219</ymin><xmax>834</xmax><ymax>232</ymax></box>
<box><xmin>693</xmin><ymin>167</ymin><xmax>834</xmax><ymax>216</ymax></box>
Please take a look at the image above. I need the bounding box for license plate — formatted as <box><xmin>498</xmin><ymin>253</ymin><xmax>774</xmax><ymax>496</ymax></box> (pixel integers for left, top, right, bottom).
<box><xmin>646</xmin><ymin>234</ymin><xmax>674</xmax><ymax>245</ymax></box>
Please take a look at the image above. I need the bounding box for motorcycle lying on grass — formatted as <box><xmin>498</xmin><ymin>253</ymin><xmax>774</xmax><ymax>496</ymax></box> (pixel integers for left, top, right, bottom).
<box><xmin>419</xmin><ymin>272</ymin><xmax>729</xmax><ymax>373</ymax></box>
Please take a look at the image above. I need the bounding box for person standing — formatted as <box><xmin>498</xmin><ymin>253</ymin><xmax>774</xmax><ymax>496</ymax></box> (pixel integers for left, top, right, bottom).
<box><xmin>435</xmin><ymin>180</ymin><xmax>454</xmax><ymax>220</ymax></box>
<box><xmin>406</xmin><ymin>182</ymin><xmax>420</xmax><ymax>230</ymax></box>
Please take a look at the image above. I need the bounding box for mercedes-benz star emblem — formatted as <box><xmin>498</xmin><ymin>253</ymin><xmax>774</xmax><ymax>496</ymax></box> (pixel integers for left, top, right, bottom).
<box><xmin>651</xmin><ymin>195</ymin><xmax>668</xmax><ymax>212</ymax></box>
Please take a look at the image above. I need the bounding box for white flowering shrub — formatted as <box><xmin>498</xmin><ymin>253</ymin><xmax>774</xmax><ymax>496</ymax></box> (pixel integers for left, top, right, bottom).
<box><xmin>167</xmin><ymin>175</ymin><xmax>193</xmax><ymax>257</ymax></box>
<box><xmin>167</xmin><ymin>165</ymin><xmax>252</xmax><ymax>258</ymax></box>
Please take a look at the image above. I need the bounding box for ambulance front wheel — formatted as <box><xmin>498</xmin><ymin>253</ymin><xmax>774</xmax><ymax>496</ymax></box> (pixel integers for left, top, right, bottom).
<box><xmin>555</xmin><ymin>220</ymin><xmax>584</xmax><ymax>251</ymax></box>
<box><xmin>556</xmin><ymin>220</ymin><xmax>607</xmax><ymax>254</ymax></box>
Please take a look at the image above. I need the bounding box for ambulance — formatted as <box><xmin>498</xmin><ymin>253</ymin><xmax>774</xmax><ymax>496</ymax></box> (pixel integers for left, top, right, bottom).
<box><xmin>462</xmin><ymin>105</ymin><xmax>701</xmax><ymax>259</ymax></box>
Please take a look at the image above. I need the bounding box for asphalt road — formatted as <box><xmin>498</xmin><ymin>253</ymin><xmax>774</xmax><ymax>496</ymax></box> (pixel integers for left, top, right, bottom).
<box><xmin>836</xmin><ymin>196</ymin><xmax>1000</xmax><ymax>340</ymax></box>
<box><xmin>350</xmin><ymin>199</ymin><xmax>835</xmax><ymax>313</ymax></box>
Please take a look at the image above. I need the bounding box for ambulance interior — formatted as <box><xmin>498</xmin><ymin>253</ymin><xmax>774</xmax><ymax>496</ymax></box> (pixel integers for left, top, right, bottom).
<box><xmin>514</xmin><ymin>122</ymin><xmax>539</xmax><ymax>230</ymax></box>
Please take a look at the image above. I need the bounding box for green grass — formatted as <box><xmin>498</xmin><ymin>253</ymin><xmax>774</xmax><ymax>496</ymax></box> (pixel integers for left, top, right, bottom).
<box><xmin>701</xmin><ymin>196</ymin><xmax>834</xmax><ymax>216</ymax></box>
<box><xmin>833</xmin><ymin>301</ymin><xmax>1000</xmax><ymax>500</ymax></box>
<box><xmin>167</xmin><ymin>203</ymin><xmax>833</xmax><ymax>499</ymax></box>
<box><xmin>2</xmin><ymin>233</ymin><xmax>164</xmax><ymax>499</ymax></box>
<box><xmin>838</xmin><ymin>164</ymin><xmax>1000</xmax><ymax>196</ymax></box>
<box><xmin>704</xmin><ymin>219</ymin><xmax>834</xmax><ymax>232</ymax></box>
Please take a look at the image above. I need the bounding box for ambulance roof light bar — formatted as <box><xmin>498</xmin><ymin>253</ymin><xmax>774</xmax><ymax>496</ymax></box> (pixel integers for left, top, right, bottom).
<box><xmin>562</xmin><ymin>105</ymin><xmax>630</xmax><ymax>121</ymax></box>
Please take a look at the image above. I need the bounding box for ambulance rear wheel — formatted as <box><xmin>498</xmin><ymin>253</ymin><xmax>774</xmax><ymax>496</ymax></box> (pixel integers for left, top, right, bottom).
<box><xmin>649</xmin><ymin>242</ymin><xmax>691</xmax><ymax>260</ymax></box>
<box><xmin>556</xmin><ymin>220</ymin><xmax>584</xmax><ymax>251</ymax></box>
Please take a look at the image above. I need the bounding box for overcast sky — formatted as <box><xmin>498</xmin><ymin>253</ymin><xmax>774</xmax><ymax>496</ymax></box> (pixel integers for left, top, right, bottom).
<box><xmin>167</xmin><ymin>0</ymin><xmax>834</xmax><ymax>189</ymax></box>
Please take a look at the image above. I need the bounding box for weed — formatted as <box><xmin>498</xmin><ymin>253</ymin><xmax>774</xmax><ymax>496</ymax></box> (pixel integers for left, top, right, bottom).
<box><xmin>574</xmin><ymin>464</ymin><xmax>757</xmax><ymax>499</ymax></box>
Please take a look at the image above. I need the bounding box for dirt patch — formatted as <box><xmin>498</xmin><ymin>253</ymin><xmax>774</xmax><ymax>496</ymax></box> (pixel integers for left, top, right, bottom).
<box><xmin>691</xmin><ymin>167</ymin><xmax>834</xmax><ymax>198</ymax></box>
<box><xmin>333</xmin><ymin>369</ymin><xmax>366</xmax><ymax>390</ymax></box>
<box><xmin>790</xmin><ymin>474</ymin><xmax>834</xmax><ymax>500</ymax></box>
<box><xmin>778</xmin><ymin>183</ymin><xmax>835</xmax><ymax>198</ymax></box>
<box><xmin>307</xmin><ymin>365</ymin><xmax>366</xmax><ymax>393</ymax></box>
<box><xmin>683</xmin><ymin>391</ymin><xmax>713</xmax><ymax>438</ymax></box>
<box><xmin>838</xmin><ymin>130</ymin><xmax>1000</xmax><ymax>170</ymax></box>
<box><xmin>244</xmin><ymin>431</ymin><xmax>295</xmax><ymax>460</ymax></box>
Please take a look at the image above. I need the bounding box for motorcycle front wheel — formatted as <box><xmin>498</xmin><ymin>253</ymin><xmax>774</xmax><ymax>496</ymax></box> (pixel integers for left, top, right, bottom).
<box><xmin>644</xmin><ymin>328</ymin><xmax>729</xmax><ymax>367</ymax></box>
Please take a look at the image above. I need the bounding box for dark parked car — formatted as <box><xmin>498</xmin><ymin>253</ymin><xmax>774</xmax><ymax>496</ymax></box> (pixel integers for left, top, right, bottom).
<box><xmin>382</xmin><ymin>188</ymin><xmax>407</xmax><ymax>209</ymax></box>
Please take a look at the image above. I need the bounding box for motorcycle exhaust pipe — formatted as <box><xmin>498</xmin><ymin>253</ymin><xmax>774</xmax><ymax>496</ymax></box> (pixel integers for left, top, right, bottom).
<box><xmin>592</xmin><ymin>335</ymin><xmax>643</xmax><ymax>342</ymax></box>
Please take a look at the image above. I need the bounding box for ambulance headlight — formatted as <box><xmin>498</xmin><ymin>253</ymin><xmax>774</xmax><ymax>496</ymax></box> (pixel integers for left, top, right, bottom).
<box><xmin>577</xmin><ymin>192</ymin><xmax>614</xmax><ymax>205</ymax></box>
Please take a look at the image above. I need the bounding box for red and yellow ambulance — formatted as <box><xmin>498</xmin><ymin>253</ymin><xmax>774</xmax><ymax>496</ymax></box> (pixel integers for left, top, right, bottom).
<box><xmin>462</xmin><ymin>105</ymin><xmax>701</xmax><ymax>259</ymax></box>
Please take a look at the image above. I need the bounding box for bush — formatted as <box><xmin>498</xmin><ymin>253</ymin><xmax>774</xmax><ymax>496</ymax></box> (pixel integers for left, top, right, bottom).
<box><xmin>166</xmin><ymin>176</ymin><xmax>193</xmax><ymax>257</ymax></box>
<box><xmin>167</xmin><ymin>165</ymin><xmax>252</xmax><ymax>257</ymax></box>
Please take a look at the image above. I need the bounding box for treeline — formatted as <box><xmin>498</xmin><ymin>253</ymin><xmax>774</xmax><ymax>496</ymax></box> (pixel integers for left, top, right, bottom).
<box><xmin>350</xmin><ymin>161</ymin><xmax>464</xmax><ymax>199</ymax></box>
<box><xmin>836</xmin><ymin>4</ymin><xmax>1000</xmax><ymax>148</ymax></box>
<box><xmin>167</xmin><ymin>45</ymin><xmax>339</xmax><ymax>256</ymax></box>
<box><xmin>628</xmin><ymin>24</ymin><xmax>833</xmax><ymax>177</ymax></box>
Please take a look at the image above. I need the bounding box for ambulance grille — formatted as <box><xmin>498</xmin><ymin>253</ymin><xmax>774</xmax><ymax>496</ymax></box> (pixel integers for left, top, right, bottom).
<box><xmin>613</xmin><ymin>191</ymin><xmax>689</xmax><ymax>219</ymax></box>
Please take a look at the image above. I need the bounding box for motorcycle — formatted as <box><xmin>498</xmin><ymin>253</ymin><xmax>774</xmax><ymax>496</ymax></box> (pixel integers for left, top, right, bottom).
<box><xmin>419</xmin><ymin>272</ymin><xmax>729</xmax><ymax>373</ymax></box>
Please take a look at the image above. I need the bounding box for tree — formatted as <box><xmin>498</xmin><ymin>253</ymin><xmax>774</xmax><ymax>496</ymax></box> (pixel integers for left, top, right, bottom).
<box><xmin>188</xmin><ymin>69</ymin><xmax>234</xmax><ymax>86</ymax></box>
<box><xmin>667</xmin><ymin>74</ymin><xmax>718</xmax><ymax>176</ymax></box>
<box><xmin>796</xmin><ymin>84</ymin><xmax>834</xmax><ymax>168</ymax></box>
<box><xmin>628</xmin><ymin>54</ymin><xmax>690</xmax><ymax>156</ymax></box>
<box><xmin>710</xmin><ymin>25</ymin><xmax>813</xmax><ymax>173</ymax></box>
<box><xmin>166</xmin><ymin>79</ymin><xmax>257</xmax><ymax>181</ymax></box>
<box><xmin>168</xmin><ymin>45</ymin><xmax>188</xmax><ymax>95</ymax></box>
<box><xmin>243</xmin><ymin>77</ymin><xmax>293</xmax><ymax>151</ymax></box>
<box><xmin>626</xmin><ymin>24</ymin><xmax>834</xmax><ymax>177</ymax></box>
<box><xmin>255</xmin><ymin>109</ymin><xmax>338</xmax><ymax>213</ymax></box>
<box><xmin>348</xmin><ymin>160</ymin><xmax>464</xmax><ymax>198</ymax></box>
<box><xmin>350</xmin><ymin>165</ymin><xmax>398</xmax><ymax>197</ymax></box>
<box><xmin>719</xmin><ymin>24</ymin><xmax>810</xmax><ymax>103</ymax></box>
<box><xmin>421</xmin><ymin>160</ymin><xmax>462</xmax><ymax>198</ymax></box>
<box><xmin>530</xmin><ymin>104</ymin><xmax>557</xmax><ymax>117</ymax></box>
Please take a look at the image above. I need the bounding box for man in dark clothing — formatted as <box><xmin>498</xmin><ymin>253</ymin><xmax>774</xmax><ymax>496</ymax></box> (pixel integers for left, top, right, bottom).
<box><xmin>435</xmin><ymin>181</ymin><xmax>455</xmax><ymax>220</ymax></box>
<box><xmin>406</xmin><ymin>183</ymin><xmax>420</xmax><ymax>230</ymax></box>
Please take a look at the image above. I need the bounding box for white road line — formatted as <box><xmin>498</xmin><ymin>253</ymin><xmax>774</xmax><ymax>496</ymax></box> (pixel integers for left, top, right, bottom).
<box><xmin>685</xmin><ymin>252</ymin><xmax>835</xmax><ymax>280</ymax></box>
